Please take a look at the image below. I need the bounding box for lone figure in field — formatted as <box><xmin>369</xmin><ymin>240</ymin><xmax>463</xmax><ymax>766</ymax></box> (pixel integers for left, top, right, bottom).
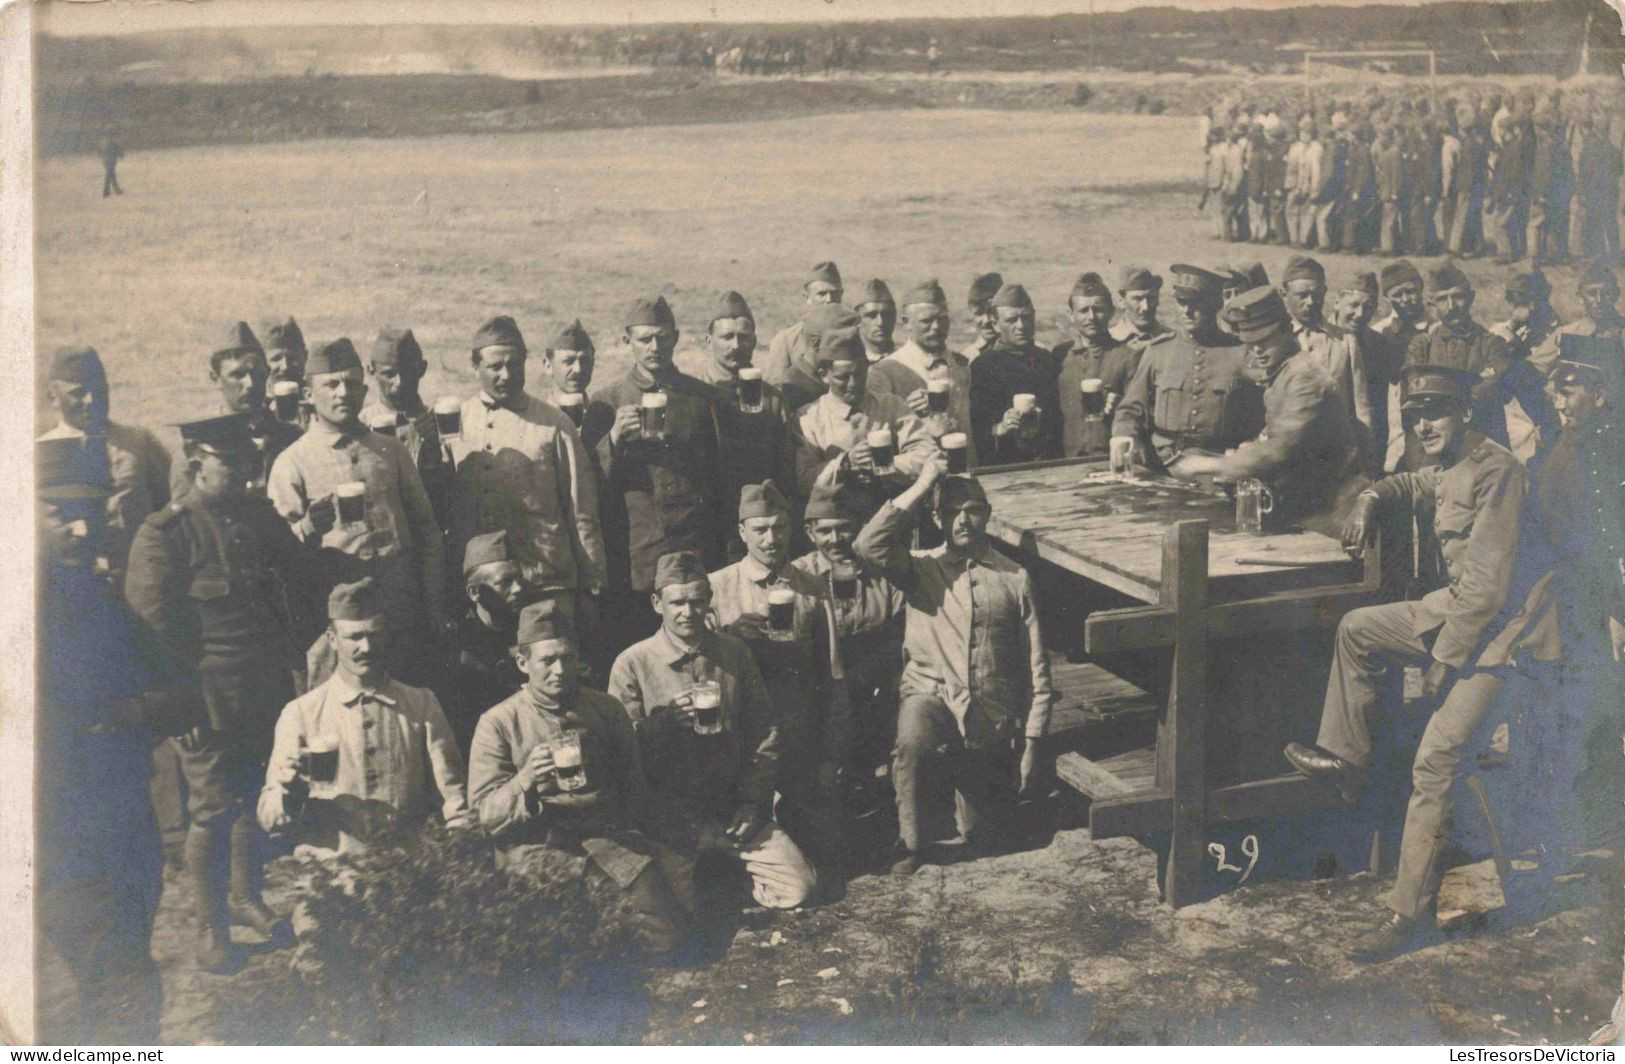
<box><xmin>101</xmin><ymin>135</ymin><xmax>124</xmax><ymax>198</ymax></box>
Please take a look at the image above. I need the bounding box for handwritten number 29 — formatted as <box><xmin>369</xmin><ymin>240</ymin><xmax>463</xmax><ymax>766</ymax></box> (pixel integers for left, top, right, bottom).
<box><xmin>1207</xmin><ymin>835</ymin><xmax>1260</xmax><ymax>885</ymax></box>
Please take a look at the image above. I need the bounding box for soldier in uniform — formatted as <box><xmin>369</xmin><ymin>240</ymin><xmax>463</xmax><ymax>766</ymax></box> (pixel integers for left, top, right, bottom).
<box><xmin>853</xmin><ymin>278</ymin><xmax>897</xmax><ymax>362</ymax></box>
<box><xmin>261</xmin><ymin>317</ymin><xmax>308</xmax><ymax>394</ymax></box>
<box><xmin>124</xmin><ymin>413</ymin><xmax>313</xmax><ymax>973</ymax></box>
<box><xmin>692</xmin><ymin>291</ymin><xmax>798</xmax><ymax>559</ymax></box>
<box><xmin>1278</xmin><ymin>255</ymin><xmax>1374</xmax><ymax>463</ymax></box>
<box><xmin>869</xmin><ymin>278</ymin><xmax>975</xmax><ymax>467</ymax></box>
<box><xmin>1487</xmin><ymin>271</ymin><xmax>1564</xmax><ymax>466</ymax></box>
<box><xmin>1559</xmin><ymin>263</ymin><xmax>1625</xmax><ymax>345</ymax></box>
<box><xmin>362</xmin><ymin>328</ymin><xmax>452</xmax><ymax>531</ymax></box>
<box><xmin>1109</xmin><ymin>265</ymin><xmax>1259</xmax><ymax>479</ymax></box>
<box><xmin>961</xmin><ymin>272</ymin><xmax>1003</xmax><ymax>363</ymax></box>
<box><xmin>763</xmin><ymin>261</ymin><xmax>843</xmax><ymax>403</ymax></box>
<box><xmin>1285</xmin><ymin>365</ymin><xmax>1558</xmax><ymax>962</ymax></box>
<box><xmin>1054</xmin><ymin>272</ymin><xmax>1141</xmax><ymax>458</ymax></box>
<box><xmin>1372</xmin><ymin>260</ymin><xmax>1431</xmax><ymax>472</ymax></box>
<box><xmin>37</xmin><ymin>438</ymin><xmax>165</xmax><ymax>1042</ymax></box>
<box><xmin>969</xmin><ymin>283</ymin><xmax>1061</xmax><ymax>464</ymax></box>
<box><xmin>591</xmin><ymin>296</ymin><xmax>728</xmax><ymax>652</ymax></box>
<box><xmin>1108</xmin><ymin>265</ymin><xmax>1175</xmax><ymax>354</ymax></box>
<box><xmin>444</xmin><ymin>530</ymin><xmax>531</xmax><ymax>755</ymax></box>
<box><xmin>202</xmin><ymin>323</ymin><xmax>302</xmax><ymax>492</ymax></box>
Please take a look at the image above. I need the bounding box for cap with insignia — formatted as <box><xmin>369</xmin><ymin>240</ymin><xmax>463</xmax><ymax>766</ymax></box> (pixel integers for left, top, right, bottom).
<box><xmin>1504</xmin><ymin>269</ymin><xmax>1551</xmax><ymax>306</ymax></box>
<box><xmin>1428</xmin><ymin>261</ymin><xmax>1472</xmax><ymax>293</ymax></box>
<box><xmin>214</xmin><ymin>321</ymin><xmax>263</xmax><ymax>360</ymax></box>
<box><xmin>328</xmin><ymin>577</ymin><xmax>387</xmax><ymax>622</ymax></box>
<box><xmin>48</xmin><ymin>345</ymin><xmax>107</xmax><ymax>385</ymax></box>
<box><xmin>1169</xmin><ymin>263</ymin><xmax>1225</xmax><ymax>299</ymax></box>
<box><xmin>992</xmin><ymin>283</ymin><xmax>1033</xmax><ymax>310</ymax></box>
<box><xmin>803</xmin><ymin>481</ymin><xmax>862</xmax><ymax>522</ymax></box>
<box><xmin>1223</xmin><ymin>285</ymin><xmax>1292</xmax><ymax>343</ymax></box>
<box><xmin>1071</xmin><ymin>272</ymin><xmax>1113</xmax><ymax>302</ymax></box>
<box><xmin>547</xmin><ymin>319</ymin><xmax>594</xmax><ymax>354</ymax></box>
<box><xmin>1379</xmin><ymin>260</ymin><xmax>1424</xmax><ymax>293</ymax></box>
<box><xmin>710</xmin><ymin>291</ymin><xmax>753</xmax><ymax>325</ymax></box>
<box><xmin>624</xmin><ymin>295</ymin><xmax>676</xmax><ymax>329</ymax></box>
<box><xmin>1118</xmin><ymin>265</ymin><xmax>1162</xmax><ymax>294</ymax></box>
<box><xmin>177</xmin><ymin>412</ymin><xmax>255</xmax><ymax>455</ymax></box>
<box><xmin>1281</xmin><ymin>254</ymin><xmax>1326</xmax><ymax>287</ymax></box>
<box><xmin>1550</xmin><ymin>334</ymin><xmax>1623</xmax><ymax>387</ymax></box>
<box><xmin>1400</xmin><ymin>364</ymin><xmax>1478</xmax><ymax>410</ymax></box>
<box><xmin>901</xmin><ymin>279</ymin><xmax>948</xmax><ymax>309</ymax></box>
<box><xmin>1580</xmin><ymin>262</ymin><xmax>1619</xmax><ymax>291</ymax></box>
<box><xmin>803</xmin><ymin>304</ymin><xmax>859</xmax><ymax>352</ymax></box>
<box><xmin>472</xmin><ymin>315</ymin><xmax>526</xmax><ymax>355</ymax></box>
<box><xmin>738</xmin><ymin>480</ymin><xmax>790</xmax><ymax>519</ymax></box>
<box><xmin>815</xmin><ymin>326</ymin><xmax>867</xmax><ymax>366</ymax></box>
<box><xmin>936</xmin><ymin>475</ymin><xmax>989</xmax><ymax>514</ymax></box>
<box><xmin>515</xmin><ymin>597</ymin><xmax>576</xmax><ymax>647</ymax></box>
<box><xmin>852</xmin><ymin>279</ymin><xmax>893</xmax><ymax>308</ymax></box>
<box><xmin>261</xmin><ymin>317</ymin><xmax>306</xmax><ymax>356</ymax></box>
<box><xmin>653</xmin><ymin>549</ymin><xmax>710</xmax><ymax>591</ymax></box>
<box><xmin>305</xmin><ymin>338</ymin><xmax>363</xmax><ymax>377</ymax></box>
<box><xmin>36</xmin><ymin>437</ymin><xmax>113</xmax><ymax>500</ymax></box>
<box><xmin>967</xmin><ymin>272</ymin><xmax>1003</xmax><ymax>307</ymax></box>
<box><xmin>806</xmin><ymin>261</ymin><xmax>842</xmax><ymax>288</ymax></box>
<box><xmin>462</xmin><ymin>529</ymin><xmax>514</xmax><ymax>577</ymax></box>
<box><xmin>370</xmin><ymin>327</ymin><xmax>423</xmax><ymax>367</ymax></box>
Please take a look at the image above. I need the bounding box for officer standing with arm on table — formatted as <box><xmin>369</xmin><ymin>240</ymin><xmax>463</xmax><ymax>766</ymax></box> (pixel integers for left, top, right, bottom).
<box><xmin>1284</xmin><ymin>364</ymin><xmax>1558</xmax><ymax>962</ymax></box>
<box><xmin>855</xmin><ymin>458</ymin><xmax>1055</xmax><ymax>877</ymax></box>
<box><xmin>125</xmin><ymin>413</ymin><xmax>313</xmax><ymax>973</ymax></box>
<box><xmin>267</xmin><ymin>338</ymin><xmax>449</xmax><ymax>681</ymax></box>
<box><xmin>1109</xmin><ymin>265</ymin><xmax>1258</xmax><ymax>478</ymax></box>
<box><xmin>469</xmin><ymin>599</ymin><xmax>689</xmax><ymax>960</ymax></box>
<box><xmin>608</xmin><ymin>550</ymin><xmax>818</xmax><ymax>911</ymax></box>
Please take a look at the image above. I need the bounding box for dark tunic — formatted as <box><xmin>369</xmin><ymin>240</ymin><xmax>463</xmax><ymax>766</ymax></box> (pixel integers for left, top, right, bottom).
<box><xmin>969</xmin><ymin>341</ymin><xmax>1062</xmax><ymax>464</ymax></box>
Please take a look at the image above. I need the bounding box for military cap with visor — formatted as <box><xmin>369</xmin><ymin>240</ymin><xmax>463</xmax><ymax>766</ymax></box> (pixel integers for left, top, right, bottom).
<box><xmin>1401</xmin><ymin>364</ymin><xmax>1478</xmax><ymax>411</ymax></box>
<box><xmin>1169</xmin><ymin>263</ymin><xmax>1226</xmax><ymax>299</ymax></box>
<box><xmin>178</xmin><ymin>412</ymin><xmax>257</xmax><ymax>456</ymax></box>
<box><xmin>1223</xmin><ymin>286</ymin><xmax>1292</xmax><ymax>343</ymax></box>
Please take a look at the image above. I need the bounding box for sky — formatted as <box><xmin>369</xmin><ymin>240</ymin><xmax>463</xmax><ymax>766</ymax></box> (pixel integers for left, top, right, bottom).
<box><xmin>36</xmin><ymin>0</ymin><xmax>1477</xmax><ymax>36</ymax></box>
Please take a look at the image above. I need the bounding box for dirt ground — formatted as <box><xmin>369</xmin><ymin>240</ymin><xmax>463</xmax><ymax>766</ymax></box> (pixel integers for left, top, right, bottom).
<box><xmin>31</xmin><ymin>104</ymin><xmax>1625</xmax><ymax>1044</ymax></box>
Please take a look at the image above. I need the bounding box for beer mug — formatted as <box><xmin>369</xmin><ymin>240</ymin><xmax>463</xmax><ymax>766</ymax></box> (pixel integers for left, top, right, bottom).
<box><xmin>867</xmin><ymin>427</ymin><xmax>895</xmax><ymax>474</ymax></box>
<box><xmin>556</xmin><ymin>391</ymin><xmax>585</xmax><ymax>427</ymax></box>
<box><xmin>1080</xmin><ymin>378</ymin><xmax>1106</xmax><ymax>417</ymax></box>
<box><xmin>1012</xmin><ymin>393</ymin><xmax>1039</xmax><ymax>439</ymax></box>
<box><xmin>831</xmin><ymin>561</ymin><xmax>860</xmax><ymax>601</ymax></box>
<box><xmin>640</xmin><ymin>391</ymin><xmax>668</xmax><ymax>442</ymax></box>
<box><xmin>926</xmin><ymin>378</ymin><xmax>952</xmax><ymax>414</ymax></box>
<box><xmin>766</xmin><ymin>586</ymin><xmax>797</xmax><ymax>642</ymax></box>
<box><xmin>738</xmin><ymin>367</ymin><xmax>765</xmax><ymax>414</ymax></box>
<box><xmin>365</xmin><ymin>408</ymin><xmax>403</xmax><ymax>437</ymax></box>
<box><xmin>940</xmin><ymin>431</ymin><xmax>969</xmax><ymax>475</ymax></box>
<box><xmin>272</xmin><ymin>380</ymin><xmax>301</xmax><ymax>423</ymax></box>
<box><xmin>433</xmin><ymin>396</ymin><xmax>462</xmax><ymax>442</ymax></box>
<box><xmin>334</xmin><ymin>481</ymin><xmax>367</xmax><ymax>530</ymax></box>
<box><xmin>301</xmin><ymin>735</ymin><xmax>341</xmax><ymax>796</ymax></box>
<box><xmin>552</xmin><ymin>731</ymin><xmax>587</xmax><ymax>791</ymax></box>
<box><xmin>1235</xmin><ymin>477</ymin><xmax>1275</xmax><ymax>535</ymax></box>
<box><xmin>689</xmin><ymin>680</ymin><xmax>724</xmax><ymax>736</ymax></box>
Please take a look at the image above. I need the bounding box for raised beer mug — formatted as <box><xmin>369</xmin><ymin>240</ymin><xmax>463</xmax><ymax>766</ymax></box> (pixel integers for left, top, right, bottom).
<box><xmin>433</xmin><ymin>396</ymin><xmax>462</xmax><ymax>442</ymax></box>
<box><xmin>766</xmin><ymin>586</ymin><xmax>797</xmax><ymax>642</ymax></box>
<box><xmin>1235</xmin><ymin>477</ymin><xmax>1275</xmax><ymax>535</ymax></box>
<box><xmin>552</xmin><ymin>731</ymin><xmax>587</xmax><ymax>791</ymax></box>
<box><xmin>689</xmin><ymin>680</ymin><xmax>724</xmax><ymax>736</ymax></box>
<box><xmin>867</xmin><ymin>427</ymin><xmax>896</xmax><ymax>475</ymax></box>
<box><xmin>640</xmin><ymin>391</ymin><xmax>669</xmax><ymax>442</ymax></box>
<box><xmin>737</xmin><ymin>368</ymin><xmax>765</xmax><ymax>414</ymax></box>
<box><xmin>335</xmin><ymin>481</ymin><xmax>367</xmax><ymax>530</ymax></box>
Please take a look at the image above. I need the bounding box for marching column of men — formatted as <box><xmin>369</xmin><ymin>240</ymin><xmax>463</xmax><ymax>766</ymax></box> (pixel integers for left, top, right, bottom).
<box><xmin>36</xmin><ymin>254</ymin><xmax>1625</xmax><ymax>1033</ymax></box>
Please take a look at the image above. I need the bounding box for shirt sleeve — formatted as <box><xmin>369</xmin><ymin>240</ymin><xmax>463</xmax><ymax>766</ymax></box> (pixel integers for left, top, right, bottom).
<box><xmin>256</xmin><ymin>699</ymin><xmax>306</xmax><ymax>832</ymax></box>
<box><xmin>1019</xmin><ymin>569</ymin><xmax>1055</xmax><ymax>739</ymax></box>
<box><xmin>421</xmin><ymin>691</ymin><xmax>470</xmax><ymax>828</ymax></box>
<box><xmin>1111</xmin><ymin>350</ymin><xmax>1154</xmax><ymax>442</ymax></box>
<box><xmin>122</xmin><ymin>517</ymin><xmax>194</xmax><ymax>673</ymax></box>
<box><xmin>267</xmin><ymin>446</ymin><xmax>318</xmax><ymax>543</ymax></box>
<box><xmin>467</xmin><ymin>709</ymin><xmax>535</xmax><ymax>837</ymax></box>
<box><xmin>1214</xmin><ymin>369</ymin><xmax>1326</xmax><ymax>481</ymax></box>
<box><xmin>1432</xmin><ymin>459</ymin><xmax>1529</xmax><ymax>669</ymax></box>
<box><xmin>854</xmin><ymin>500</ymin><xmax>921</xmax><ymax>598</ymax></box>
<box><xmin>1370</xmin><ymin>467</ymin><xmax>1440</xmax><ymax>515</ymax></box>
<box><xmin>888</xmin><ymin>408</ymin><xmax>941</xmax><ymax>482</ymax></box>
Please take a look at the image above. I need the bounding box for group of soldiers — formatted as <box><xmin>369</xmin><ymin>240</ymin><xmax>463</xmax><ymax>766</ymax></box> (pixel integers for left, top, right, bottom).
<box><xmin>1203</xmin><ymin>85</ymin><xmax>1625</xmax><ymax>265</ymax></box>
<box><xmin>37</xmin><ymin>251</ymin><xmax>1625</xmax><ymax>1040</ymax></box>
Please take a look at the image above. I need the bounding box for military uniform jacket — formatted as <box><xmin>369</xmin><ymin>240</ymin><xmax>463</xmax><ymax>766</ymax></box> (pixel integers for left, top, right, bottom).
<box><xmin>761</xmin><ymin>321</ymin><xmax>825</xmax><ymax>413</ymax></box>
<box><xmin>1111</xmin><ymin>331</ymin><xmax>1259</xmax><ymax>469</ymax></box>
<box><xmin>124</xmin><ymin>491</ymin><xmax>310</xmax><ymax>729</ymax></box>
<box><xmin>695</xmin><ymin>362</ymin><xmax>799</xmax><ymax>532</ymax></box>
<box><xmin>1370</xmin><ymin>431</ymin><xmax>1558</xmax><ymax>670</ymax></box>
<box><xmin>969</xmin><ymin>341</ymin><xmax>1063</xmax><ymax>464</ymax></box>
<box><xmin>360</xmin><ymin>400</ymin><xmax>452</xmax><ymax>531</ymax></box>
<box><xmin>1054</xmin><ymin>336</ymin><xmax>1142</xmax><ymax>458</ymax></box>
<box><xmin>1538</xmin><ymin>417</ymin><xmax>1625</xmax><ymax>654</ymax></box>
<box><xmin>1405</xmin><ymin>320</ymin><xmax>1518</xmax><ymax>448</ymax></box>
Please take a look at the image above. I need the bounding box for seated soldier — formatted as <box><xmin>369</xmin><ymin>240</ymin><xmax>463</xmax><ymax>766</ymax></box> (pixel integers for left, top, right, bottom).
<box><xmin>468</xmin><ymin>600</ymin><xmax>687</xmax><ymax>960</ymax></box>
<box><xmin>1284</xmin><ymin>365</ymin><xmax>1558</xmax><ymax>962</ymax></box>
<box><xmin>790</xmin><ymin>481</ymin><xmax>906</xmax><ymax>815</ymax></box>
<box><xmin>793</xmin><ymin>327</ymin><xmax>939</xmax><ymax>515</ymax></box>
<box><xmin>259</xmin><ymin>578</ymin><xmax>470</xmax><ymax>856</ymax></box>
<box><xmin>707</xmin><ymin>482</ymin><xmax>833</xmax><ymax>858</ymax></box>
<box><xmin>855</xmin><ymin>460</ymin><xmax>1054</xmax><ymax>876</ymax></box>
<box><xmin>444</xmin><ymin>530</ymin><xmax>531</xmax><ymax>753</ymax></box>
<box><xmin>609</xmin><ymin>550</ymin><xmax>817</xmax><ymax>911</ymax></box>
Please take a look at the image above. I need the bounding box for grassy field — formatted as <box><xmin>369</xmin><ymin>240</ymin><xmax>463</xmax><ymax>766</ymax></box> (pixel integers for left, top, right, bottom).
<box><xmin>33</xmin><ymin>105</ymin><xmax>1622</xmax><ymax>1044</ymax></box>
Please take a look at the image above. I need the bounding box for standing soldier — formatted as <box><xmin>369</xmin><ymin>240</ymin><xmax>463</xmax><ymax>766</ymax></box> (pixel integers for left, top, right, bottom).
<box><xmin>1311</xmin><ymin>119</ymin><xmax>1346</xmax><ymax>252</ymax></box>
<box><xmin>204</xmin><ymin>323</ymin><xmax>301</xmax><ymax>497</ymax></box>
<box><xmin>970</xmin><ymin>284</ymin><xmax>1062</xmax><ymax>464</ymax></box>
<box><xmin>853</xmin><ymin>278</ymin><xmax>898</xmax><ymax>362</ymax></box>
<box><xmin>444</xmin><ymin>530</ymin><xmax>531</xmax><ymax>755</ymax></box>
<box><xmin>763</xmin><ymin>261</ymin><xmax>843</xmax><ymax>400</ymax></box>
<box><xmin>1489</xmin><ymin>118</ymin><xmax>1534</xmax><ymax>264</ymax></box>
<box><xmin>1285</xmin><ymin>365</ymin><xmax>1558</xmax><ymax>962</ymax></box>
<box><xmin>1571</xmin><ymin>110</ymin><xmax>1622</xmax><ymax>263</ymax></box>
<box><xmin>450</xmin><ymin>316</ymin><xmax>606</xmax><ymax>623</ymax></box>
<box><xmin>870</xmin><ymin>279</ymin><xmax>974</xmax><ymax>464</ymax></box>
<box><xmin>1268</xmin><ymin>125</ymin><xmax>1293</xmax><ymax>245</ymax></box>
<box><xmin>692</xmin><ymin>291</ymin><xmax>798</xmax><ymax>558</ymax></box>
<box><xmin>1109</xmin><ymin>265</ymin><xmax>1175</xmax><ymax>353</ymax></box>
<box><xmin>261</xmin><ymin>317</ymin><xmax>308</xmax><ymax>396</ymax></box>
<box><xmin>1219</xmin><ymin>125</ymin><xmax>1250</xmax><ymax>242</ymax></box>
<box><xmin>1450</xmin><ymin>107</ymin><xmax>1490</xmax><ymax>257</ymax></box>
<box><xmin>1278</xmin><ymin>256</ymin><xmax>1374</xmax><ymax>461</ymax></box>
<box><xmin>1438</xmin><ymin>110</ymin><xmax>1466</xmax><ymax>254</ymax></box>
<box><xmin>125</xmin><ymin>414</ymin><xmax>313</xmax><ymax>973</ymax></box>
<box><xmin>1054</xmin><ymin>271</ymin><xmax>1141</xmax><ymax>458</ymax></box>
<box><xmin>962</xmin><ymin>272</ymin><xmax>1003</xmax><ymax>362</ymax></box>
<box><xmin>1292</xmin><ymin>118</ymin><xmax>1323</xmax><ymax>248</ymax></box>
<box><xmin>363</xmin><ymin>328</ymin><xmax>452</xmax><ymax>532</ymax></box>
<box><xmin>1245</xmin><ymin>126</ymin><xmax>1271</xmax><ymax>243</ymax></box>
<box><xmin>1372</xmin><ymin>260</ymin><xmax>1431</xmax><ymax>471</ymax></box>
<box><xmin>591</xmin><ymin>296</ymin><xmax>727</xmax><ymax>651</ymax></box>
<box><xmin>1526</xmin><ymin>104</ymin><xmax>1572</xmax><ymax>266</ymax></box>
<box><xmin>1560</xmin><ymin>263</ymin><xmax>1625</xmax><ymax>345</ymax></box>
<box><xmin>1374</xmin><ymin>124</ymin><xmax>1407</xmax><ymax>256</ymax></box>
<box><xmin>267</xmin><ymin>338</ymin><xmax>450</xmax><ymax>678</ymax></box>
<box><xmin>100</xmin><ymin>134</ymin><xmax>123</xmax><ymax>197</ymax></box>
<box><xmin>1110</xmin><ymin>265</ymin><xmax>1258</xmax><ymax>478</ymax></box>
<box><xmin>1490</xmin><ymin>270</ymin><xmax>1565</xmax><ymax>465</ymax></box>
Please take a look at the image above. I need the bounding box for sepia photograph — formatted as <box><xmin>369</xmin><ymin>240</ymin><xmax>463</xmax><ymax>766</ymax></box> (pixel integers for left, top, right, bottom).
<box><xmin>6</xmin><ymin>0</ymin><xmax>1625</xmax><ymax>1046</ymax></box>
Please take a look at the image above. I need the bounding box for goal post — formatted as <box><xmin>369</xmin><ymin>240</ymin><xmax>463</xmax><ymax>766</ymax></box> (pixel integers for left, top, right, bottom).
<box><xmin>1303</xmin><ymin>49</ymin><xmax>1437</xmax><ymax>100</ymax></box>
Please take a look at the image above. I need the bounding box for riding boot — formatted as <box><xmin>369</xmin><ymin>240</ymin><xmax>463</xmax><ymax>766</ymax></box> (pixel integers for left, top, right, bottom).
<box><xmin>185</xmin><ymin>823</ymin><xmax>239</xmax><ymax>974</ymax></box>
<box><xmin>227</xmin><ymin>816</ymin><xmax>293</xmax><ymax>948</ymax></box>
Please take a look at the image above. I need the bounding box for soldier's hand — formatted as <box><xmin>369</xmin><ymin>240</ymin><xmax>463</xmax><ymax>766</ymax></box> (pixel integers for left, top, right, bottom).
<box><xmin>272</xmin><ymin>748</ymin><xmax>303</xmax><ymax>787</ymax></box>
<box><xmin>1422</xmin><ymin>659</ymin><xmax>1456</xmax><ymax>703</ymax></box>
<box><xmin>915</xmin><ymin>453</ymin><xmax>946</xmax><ymax>490</ymax></box>
<box><xmin>308</xmin><ymin>496</ymin><xmax>337</xmax><ymax>536</ymax></box>
<box><xmin>609</xmin><ymin>405</ymin><xmax>642</xmax><ymax>447</ymax></box>
<box><xmin>1109</xmin><ymin>435</ymin><xmax>1138</xmax><ymax>475</ymax></box>
<box><xmin>666</xmin><ymin>693</ymin><xmax>699</xmax><ymax>728</ymax></box>
<box><xmin>521</xmin><ymin>743</ymin><xmax>558</xmax><ymax>794</ymax></box>
<box><xmin>994</xmin><ymin>408</ymin><xmax>1026</xmax><ymax>438</ymax></box>
<box><xmin>1341</xmin><ymin>493</ymin><xmax>1380</xmax><ymax>558</ymax></box>
<box><xmin>904</xmin><ymin>388</ymin><xmax>932</xmax><ymax>417</ymax></box>
<box><xmin>846</xmin><ymin>441</ymin><xmax>875</xmax><ymax>474</ymax></box>
<box><xmin>724</xmin><ymin>803</ymin><xmax>762</xmax><ymax>847</ymax></box>
<box><xmin>177</xmin><ymin>726</ymin><xmax>208</xmax><ymax>754</ymax></box>
<box><xmin>1018</xmin><ymin>739</ymin><xmax>1040</xmax><ymax>798</ymax></box>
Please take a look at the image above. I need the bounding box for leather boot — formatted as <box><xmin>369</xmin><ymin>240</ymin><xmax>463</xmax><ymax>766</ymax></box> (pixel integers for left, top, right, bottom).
<box><xmin>185</xmin><ymin>825</ymin><xmax>240</xmax><ymax>974</ymax></box>
<box><xmin>227</xmin><ymin>817</ymin><xmax>293</xmax><ymax>948</ymax></box>
<box><xmin>1350</xmin><ymin>905</ymin><xmax>1437</xmax><ymax>964</ymax></box>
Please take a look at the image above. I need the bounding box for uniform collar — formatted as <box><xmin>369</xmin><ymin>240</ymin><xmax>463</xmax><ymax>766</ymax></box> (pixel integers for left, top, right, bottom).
<box><xmin>738</xmin><ymin>555</ymin><xmax>780</xmax><ymax>586</ymax></box>
<box><xmin>308</xmin><ymin>418</ymin><xmax>360</xmax><ymax>446</ymax></box>
<box><xmin>655</xmin><ymin>625</ymin><xmax>710</xmax><ymax>667</ymax></box>
<box><xmin>330</xmin><ymin>671</ymin><xmax>398</xmax><ymax>707</ymax></box>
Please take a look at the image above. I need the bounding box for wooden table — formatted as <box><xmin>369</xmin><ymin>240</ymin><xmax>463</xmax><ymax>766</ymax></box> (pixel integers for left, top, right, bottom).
<box><xmin>978</xmin><ymin>457</ymin><xmax>1382</xmax><ymax>906</ymax></box>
